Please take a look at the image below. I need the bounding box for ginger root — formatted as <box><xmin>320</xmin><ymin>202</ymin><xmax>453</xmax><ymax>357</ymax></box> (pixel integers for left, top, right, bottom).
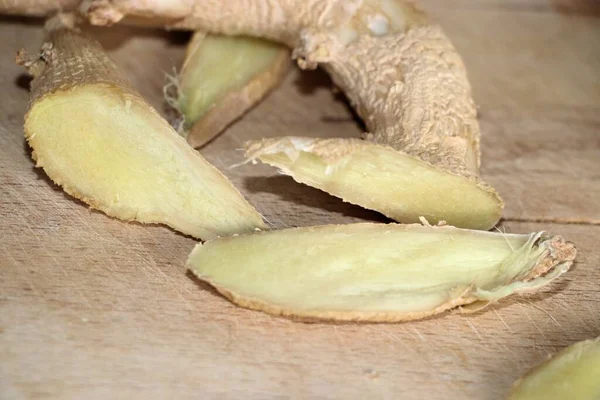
<box><xmin>0</xmin><ymin>0</ymin><xmax>79</xmax><ymax>16</ymax></box>
<box><xmin>174</xmin><ymin>32</ymin><xmax>290</xmax><ymax>149</ymax></box>
<box><xmin>18</xmin><ymin>28</ymin><xmax>265</xmax><ymax>240</ymax></box>
<box><xmin>509</xmin><ymin>337</ymin><xmax>600</xmax><ymax>400</ymax></box>
<box><xmin>83</xmin><ymin>0</ymin><xmax>504</xmax><ymax>230</ymax></box>
<box><xmin>187</xmin><ymin>223</ymin><xmax>576</xmax><ymax>322</ymax></box>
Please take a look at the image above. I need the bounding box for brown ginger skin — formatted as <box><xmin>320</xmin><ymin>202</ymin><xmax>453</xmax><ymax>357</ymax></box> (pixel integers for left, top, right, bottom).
<box><xmin>18</xmin><ymin>28</ymin><xmax>134</xmax><ymax>103</ymax></box>
<box><xmin>327</xmin><ymin>25</ymin><xmax>481</xmax><ymax>177</ymax></box>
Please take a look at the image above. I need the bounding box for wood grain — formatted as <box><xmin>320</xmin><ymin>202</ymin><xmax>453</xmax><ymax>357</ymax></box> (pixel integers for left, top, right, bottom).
<box><xmin>1</xmin><ymin>2</ymin><xmax>599</xmax><ymax>399</ymax></box>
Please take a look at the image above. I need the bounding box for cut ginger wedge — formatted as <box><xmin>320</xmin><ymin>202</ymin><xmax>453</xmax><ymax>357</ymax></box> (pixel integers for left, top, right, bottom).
<box><xmin>20</xmin><ymin>28</ymin><xmax>265</xmax><ymax>240</ymax></box>
<box><xmin>247</xmin><ymin>138</ymin><xmax>501</xmax><ymax>230</ymax></box>
<box><xmin>187</xmin><ymin>223</ymin><xmax>576</xmax><ymax>322</ymax></box>
<box><xmin>176</xmin><ymin>32</ymin><xmax>290</xmax><ymax>149</ymax></box>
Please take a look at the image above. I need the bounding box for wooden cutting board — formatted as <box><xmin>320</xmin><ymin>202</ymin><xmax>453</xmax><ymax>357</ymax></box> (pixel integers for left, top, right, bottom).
<box><xmin>1</xmin><ymin>2</ymin><xmax>599</xmax><ymax>399</ymax></box>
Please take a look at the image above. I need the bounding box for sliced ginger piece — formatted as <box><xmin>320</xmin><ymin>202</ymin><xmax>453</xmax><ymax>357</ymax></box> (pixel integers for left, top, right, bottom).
<box><xmin>247</xmin><ymin>138</ymin><xmax>501</xmax><ymax>230</ymax></box>
<box><xmin>187</xmin><ymin>223</ymin><xmax>576</xmax><ymax>322</ymax></box>
<box><xmin>84</xmin><ymin>0</ymin><xmax>504</xmax><ymax>230</ymax></box>
<box><xmin>18</xmin><ymin>28</ymin><xmax>265</xmax><ymax>240</ymax></box>
<box><xmin>175</xmin><ymin>32</ymin><xmax>290</xmax><ymax>148</ymax></box>
<box><xmin>509</xmin><ymin>337</ymin><xmax>600</xmax><ymax>400</ymax></box>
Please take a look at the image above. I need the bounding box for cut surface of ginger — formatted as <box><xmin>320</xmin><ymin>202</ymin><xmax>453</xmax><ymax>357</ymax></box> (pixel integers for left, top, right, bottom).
<box><xmin>248</xmin><ymin>138</ymin><xmax>501</xmax><ymax>230</ymax></box>
<box><xmin>188</xmin><ymin>223</ymin><xmax>575</xmax><ymax>322</ymax></box>
<box><xmin>179</xmin><ymin>33</ymin><xmax>288</xmax><ymax>129</ymax></box>
<box><xmin>26</xmin><ymin>83</ymin><xmax>265</xmax><ymax>239</ymax></box>
<box><xmin>509</xmin><ymin>337</ymin><xmax>600</xmax><ymax>400</ymax></box>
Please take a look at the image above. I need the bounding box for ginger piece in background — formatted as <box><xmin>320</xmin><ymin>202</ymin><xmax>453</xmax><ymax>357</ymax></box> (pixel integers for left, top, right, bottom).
<box><xmin>173</xmin><ymin>32</ymin><xmax>290</xmax><ymax>148</ymax></box>
<box><xmin>509</xmin><ymin>337</ymin><xmax>600</xmax><ymax>400</ymax></box>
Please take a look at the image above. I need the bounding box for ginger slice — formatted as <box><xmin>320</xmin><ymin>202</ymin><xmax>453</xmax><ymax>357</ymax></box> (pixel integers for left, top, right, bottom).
<box><xmin>174</xmin><ymin>32</ymin><xmax>290</xmax><ymax>149</ymax></box>
<box><xmin>18</xmin><ymin>28</ymin><xmax>265</xmax><ymax>240</ymax></box>
<box><xmin>187</xmin><ymin>223</ymin><xmax>576</xmax><ymax>322</ymax></box>
<box><xmin>83</xmin><ymin>0</ymin><xmax>503</xmax><ymax>230</ymax></box>
<box><xmin>247</xmin><ymin>138</ymin><xmax>500</xmax><ymax>230</ymax></box>
<box><xmin>509</xmin><ymin>337</ymin><xmax>600</xmax><ymax>400</ymax></box>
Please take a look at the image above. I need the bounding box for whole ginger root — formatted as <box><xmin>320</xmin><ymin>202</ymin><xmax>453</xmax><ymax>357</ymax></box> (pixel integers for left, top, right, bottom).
<box><xmin>4</xmin><ymin>0</ymin><xmax>504</xmax><ymax>229</ymax></box>
<box><xmin>81</xmin><ymin>0</ymin><xmax>504</xmax><ymax>230</ymax></box>
<box><xmin>0</xmin><ymin>0</ymin><xmax>80</xmax><ymax>16</ymax></box>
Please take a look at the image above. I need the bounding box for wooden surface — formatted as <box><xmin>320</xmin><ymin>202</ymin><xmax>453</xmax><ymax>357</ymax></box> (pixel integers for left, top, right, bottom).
<box><xmin>1</xmin><ymin>2</ymin><xmax>599</xmax><ymax>399</ymax></box>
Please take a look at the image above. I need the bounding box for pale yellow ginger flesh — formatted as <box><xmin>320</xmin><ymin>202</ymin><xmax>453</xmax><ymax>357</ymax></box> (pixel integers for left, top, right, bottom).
<box><xmin>187</xmin><ymin>223</ymin><xmax>575</xmax><ymax>322</ymax></box>
<box><xmin>509</xmin><ymin>337</ymin><xmax>600</xmax><ymax>400</ymax></box>
<box><xmin>82</xmin><ymin>0</ymin><xmax>504</xmax><ymax>230</ymax></box>
<box><xmin>20</xmin><ymin>29</ymin><xmax>265</xmax><ymax>240</ymax></box>
<box><xmin>176</xmin><ymin>32</ymin><xmax>290</xmax><ymax>148</ymax></box>
<box><xmin>247</xmin><ymin>138</ymin><xmax>501</xmax><ymax>230</ymax></box>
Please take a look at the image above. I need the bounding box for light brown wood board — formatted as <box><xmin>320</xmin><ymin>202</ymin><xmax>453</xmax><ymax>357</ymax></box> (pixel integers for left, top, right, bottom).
<box><xmin>1</xmin><ymin>1</ymin><xmax>599</xmax><ymax>399</ymax></box>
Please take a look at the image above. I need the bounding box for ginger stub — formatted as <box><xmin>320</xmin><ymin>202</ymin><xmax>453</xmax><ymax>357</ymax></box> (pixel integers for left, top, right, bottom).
<box><xmin>187</xmin><ymin>223</ymin><xmax>576</xmax><ymax>322</ymax></box>
<box><xmin>19</xmin><ymin>28</ymin><xmax>265</xmax><ymax>240</ymax></box>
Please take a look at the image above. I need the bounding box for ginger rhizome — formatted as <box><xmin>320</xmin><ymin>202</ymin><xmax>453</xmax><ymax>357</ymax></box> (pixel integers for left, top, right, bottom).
<box><xmin>84</xmin><ymin>0</ymin><xmax>504</xmax><ymax>230</ymax></box>
<box><xmin>0</xmin><ymin>0</ymin><xmax>79</xmax><ymax>16</ymax></box>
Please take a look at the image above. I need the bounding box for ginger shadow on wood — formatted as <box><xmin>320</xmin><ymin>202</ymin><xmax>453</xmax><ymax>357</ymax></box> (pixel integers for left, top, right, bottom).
<box><xmin>244</xmin><ymin>175</ymin><xmax>391</xmax><ymax>223</ymax></box>
<box><xmin>293</xmin><ymin>67</ymin><xmax>366</xmax><ymax>130</ymax></box>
